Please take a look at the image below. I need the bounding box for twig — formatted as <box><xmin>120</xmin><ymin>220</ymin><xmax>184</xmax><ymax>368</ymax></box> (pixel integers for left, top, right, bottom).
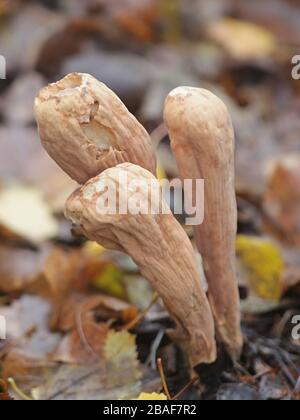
<box><xmin>124</xmin><ymin>293</ymin><xmax>159</xmax><ymax>331</ymax></box>
<box><xmin>76</xmin><ymin>307</ymin><xmax>99</xmax><ymax>361</ymax></box>
<box><xmin>8</xmin><ymin>378</ymin><xmax>32</xmax><ymax>401</ymax></box>
<box><xmin>146</xmin><ymin>329</ymin><xmax>165</xmax><ymax>369</ymax></box>
<box><xmin>254</xmin><ymin>368</ymin><xmax>273</xmax><ymax>380</ymax></box>
<box><xmin>172</xmin><ymin>376</ymin><xmax>199</xmax><ymax>400</ymax></box>
<box><xmin>157</xmin><ymin>358</ymin><xmax>172</xmax><ymax>400</ymax></box>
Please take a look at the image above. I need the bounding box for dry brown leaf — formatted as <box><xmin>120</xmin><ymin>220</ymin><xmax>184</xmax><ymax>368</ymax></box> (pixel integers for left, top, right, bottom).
<box><xmin>32</xmin><ymin>330</ymin><xmax>142</xmax><ymax>400</ymax></box>
<box><xmin>263</xmin><ymin>155</ymin><xmax>300</xmax><ymax>245</ymax></box>
<box><xmin>90</xmin><ymin>0</ymin><xmax>159</xmax><ymax>42</ymax></box>
<box><xmin>0</xmin><ymin>245</ymin><xmax>51</xmax><ymax>293</ymax></box>
<box><xmin>50</xmin><ymin>293</ymin><xmax>138</xmax><ymax>333</ymax></box>
<box><xmin>43</xmin><ymin>248</ymin><xmax>87</xmax><ymax>297</ymax></box>
<box><xmin>2</xmin><ymin>352</ymin><xmax>57</xmax><ymax>394</ymax></box>
<box><xmin>0</xmin><ymin>295</ymin><xmax>61</xmax><ymax>359</ymax></box>
<box><xmin>53</xmin><ymin>312</ymin><xmax>109</xmax><ymax>365</ymax></box>
<box><xmin>51</xmin><ymin>292</ymin><xmax>138</xmax><ymax>367</ymax></box>
<box><xmin>0</xmin><ymin>245</ymin><xmax>90</xmax><ymax>294</ymax></box>
<box><xmin>0</xmin><ymin>379</ymin><xmax>14</xmax><ymax>401</ymax></box>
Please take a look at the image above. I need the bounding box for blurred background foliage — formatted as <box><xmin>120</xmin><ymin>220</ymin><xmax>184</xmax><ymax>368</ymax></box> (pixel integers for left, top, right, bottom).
<box><xmin>0</xmin><ymin>0</ymin><xmax>300</xmax><ymax>400</ymax></box>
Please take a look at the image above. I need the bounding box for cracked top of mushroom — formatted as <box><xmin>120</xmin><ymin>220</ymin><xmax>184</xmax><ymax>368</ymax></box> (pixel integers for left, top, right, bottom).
<box><xmin>35</xmin><ymin>73</ymin><xmax>156</xmax><ymax>184</ymax></box>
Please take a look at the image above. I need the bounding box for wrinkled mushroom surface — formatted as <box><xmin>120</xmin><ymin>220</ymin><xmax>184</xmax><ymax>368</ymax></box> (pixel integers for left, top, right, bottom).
<box><xmin>164</xmin><ymin>87</ymin><xmax>243</xmax><ymax>359</ymax></box>
<box><xmin>34</xmin><ymin>73</ymin><xmax>156</xmax><ymax>184</ymax></box>
<box><xmin>65</xmin><ymin>163</ymin><xmax>216</xmax><ymax>367</ymax></box>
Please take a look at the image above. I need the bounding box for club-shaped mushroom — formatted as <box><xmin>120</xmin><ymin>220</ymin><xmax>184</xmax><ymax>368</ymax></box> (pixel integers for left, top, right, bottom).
<box><xmin>164</xmin><ymin>87</ymin><xmax>243</xmax><ymax>359</ymax></box>
<box><xmin>65</xmin><ymin>163</ymin><xmax>216</xmax><ymax>368</ymax></box>
<box><xmin>34</xmin><ymin>73</ymin><xmax>156</xmax><ymax>184</ymax></box>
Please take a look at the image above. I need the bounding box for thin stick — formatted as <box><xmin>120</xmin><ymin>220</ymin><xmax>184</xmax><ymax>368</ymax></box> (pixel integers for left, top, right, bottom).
<box><xmin>146</xmin><ymin>329</ymin><xmax>165</xmax><ymax>369</ymax></box>
<box><xmin>76</xmin><ymin>308</ymin><xmax>99</xmax><ymax>361</ymax></box>
<box><xmin>124</xmin><ymin>293</ymin><xmax>159</xmax><ymax>331</ymax></box>
<box><xmin>157</xmin><ymin>358</ymin><xmax>172</xmax><ymax>400</ymax></box>
<box><xmin>172</xmin><ymin>376</ymin><xmax>199</xmax><ymax>400</ymax></box>
<box><xmin>8</xmin><ymin>378</ymin><xmax>32</xmax><ymax>401</ymax></box>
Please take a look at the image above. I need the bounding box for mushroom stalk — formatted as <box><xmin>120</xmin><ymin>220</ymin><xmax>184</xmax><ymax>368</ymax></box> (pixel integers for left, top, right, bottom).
<box><xmin>34</xmin><ymin>73</ymin><xmax>156</xmax><ymax>184</ymax></box>
<box><xmin>164</xmin><ymin>87</ymin><xmax>243</xmax><ymax>359</ymax></box>
<box><xmin>65</xmin><ymin>163</ymin><xmax>216</xmax><ymax>367</ymax></box>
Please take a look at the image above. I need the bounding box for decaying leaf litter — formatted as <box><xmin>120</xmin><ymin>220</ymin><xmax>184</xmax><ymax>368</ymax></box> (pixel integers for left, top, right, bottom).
<box><xmin>0</xmin><ymin>0</ymin><xmax>300</xmax><ymax>400</ymax></box>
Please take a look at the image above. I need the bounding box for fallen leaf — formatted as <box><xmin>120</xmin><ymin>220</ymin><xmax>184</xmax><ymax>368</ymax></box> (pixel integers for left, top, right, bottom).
<box><xmin>53</xmin><ymin>312</ymin><xmax>109</xmax><ymax>365</ymax></box>
<box><xmin>91</xmin><ymin>264</ymin><xmax>127</xmax><ymax>300</ymax></box>
<box><xmin>50</xmin><ymin>293</ymin><xmax>138</xmax><ymax>366</ymax></box>
<box><xmin>102</xmin><ymin>0</ymin><xmax>160</xmax><ymax>42</ymax></box>
<box><xmin>31</xmin><ymin>362</ymin><xmax>141</xmax><ymax>401</ymax></box>
<box><xmin>136</xmin><ymin>392</ymin><xmax>167</xmax><ymax>400</ymax></box>
<box><xmin>263</xmin><ymin>155</ymin><xmax>300</xmax><ymax>245</ymax></box>
<box><xmin>0</xmin><ymin>126</ymin><xmax>77</xmax><ymax>213</ymax></box>
<box><xmin>104</xmin><ymin>330</ymin><xmax>142</xmax><ymax>389</ymax></box>
<box><xmin>2</xmin><ymin>352</ymin><xmax>57</xmax><ymax>394</ymax></box>
<box><xmin>43</xmin><ymin>247</ymin><xmax>87</xmax><ymax>297</ymax></box>
<box><xmin>233</xmin><ymin>0</ymin><xmax>300</xmax><ymax>46</ymax></box>
<box><xmin>207</xmin><ymin>18</ymin><xmax>276</xmax><ymax>60</ymax></box>
<box><xmin>32</xmin><ymin>330</ymin><xmax>142</xmax><ymax>400</ymax></box>
<box><xmin>0</xmin><ymin>245</ymin><xmax>50</xmax><ymax>293</ymax></box>
<box><xmin>236</xmin><ymin>235</ymin><xmax>284</xmax><ymax>301</ymax></box>
<box><xmin>0</xmin><ymin>379</ymin><xmax>14</xmax><ymax>401</ymax></box>
<box><xmin>83</xmin><ymin>241</ymin><xmax>106</xmax><ymax>256</ymax></box>
<box><xmin>0</xmin><ymin>185</ymin><xmax>58</xmax><ymax>243</ymax></box>
<box><xmin>51</xmin><ymin>293</ymin><xmax>137</xmax><ymax>333</ymax></box>
<box><xmin>0</xmin><ymin>295</ymin><xmax>61</xmax><ymax>395</ymax></box>
<box><xmin>0</xmin><ymin>295</ymin><xmax>61</xmax><ymax>359</ymax></box>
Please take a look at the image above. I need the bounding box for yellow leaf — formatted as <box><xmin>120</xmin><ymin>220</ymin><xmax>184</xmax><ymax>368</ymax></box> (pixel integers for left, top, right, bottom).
<box><xmin>84</xmin><ymin>241</ymin><xmax>106</xmax><ymax>256</ymax></box>
<box><xmin>104</xmin><ymin>330</ymin><xmax>142</xmax><ymax>389</ymax></box>
<box><xmin>156</xmin><ymin>165</ymin><xmax>166</xmax><ymax>181</ymax></box>
<box><xmin>136</xmin><ymin>392</ymin><xmax>168</xmax><ymax>400</ymax></box>
<box><xmin>91</xmin><ymin>264</ymin><xmax>127</xmax><ymax>300</ymax></box>
<box><xmin>236</xmin><ymin>235</ymin><xmax>284</xmax><ymax>300</ymax></box>
<box><xmin>208</xmin><ymin>18</ymin><xmax>276</xmax><ymax>60</ymax></box>
<box><xmin>104</xmin><ymin>330</ymin><xmax>138</xmax><ymax>364</ymax></box>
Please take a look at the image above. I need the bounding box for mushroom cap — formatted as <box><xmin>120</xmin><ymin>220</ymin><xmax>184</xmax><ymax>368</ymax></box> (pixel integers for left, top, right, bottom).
<box><xmin>164</xmin><ymin>86</ymin><xmax>234</xmax><ymax>165</ymax></box>
<box><xmin>35</xmin><ymin>73</ymin><xmax>156</xmax><ymax>184</ymax></box>
<box><xmin>65</xmin><ymin>163</ymin><xmax>165</xmax><ymax>247</ymax></box>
